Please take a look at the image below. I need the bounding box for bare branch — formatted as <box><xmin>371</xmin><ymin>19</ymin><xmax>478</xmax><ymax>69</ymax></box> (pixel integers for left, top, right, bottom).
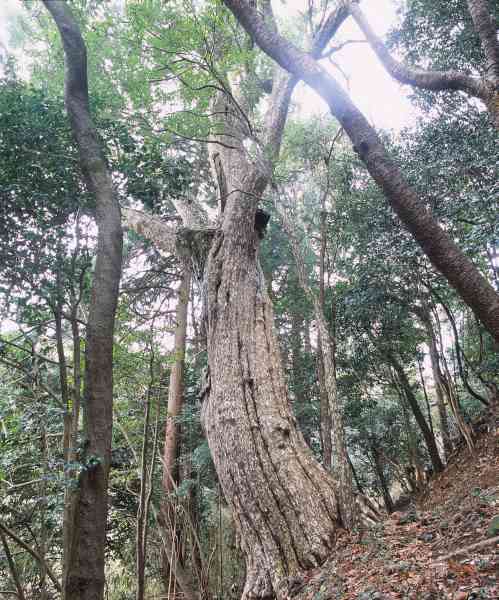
<box><xmin>320</xmin><ymin>38</ymin><xmax>367</xmax><ymax>59</ymax></box>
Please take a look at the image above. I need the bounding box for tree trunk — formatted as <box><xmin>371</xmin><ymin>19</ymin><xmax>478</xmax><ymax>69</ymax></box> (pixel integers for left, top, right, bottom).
<box><xmin>275</xmin><ymin>200</ymin><xmax>356</xmax><ymax>529</ymax></box>
<box><xmin>136</xmin><ymin>358</ymin><xmax>153</xmax><ymax>600</ymax></box>
<box><xmin>162</xmin><ymin>266</ymin><xmax>192</xmax><ymax>494</ymax></box>
<box><xmin>42</xmin><ymin>3</ymin><xmax>123</xmax><ymax>599</ymax></box>
<box><xmin>202</xmin><ymin>211</ymin><xmax>341</xmax><ymax>598</ymax></box>
<box><xmin>466</xmin><ymin>0</ymin><xmax>499</xmax><ymax>119</ymax></box>
<box><xmin>371</xmin><ymin>446</ymin><xmax>394</xmax><ymax>514</ymax></box>
<box><xmin>388</xmin><ymin>354</ymin><xmax>444</xmax><ymax>474</ymax></box>
<box><xmin>432</xmin><ymin>307</ymin><xmax>476</xmax><ymax>453</ymax></box>
<box><xmin>317</xmin><ymin>345</ymin><xmax>332</xmax><ymax>471</ymax></box>
<box><xmin>317</xmin><ymin>204</ymin><xmax>332</xmax><ymax>471</ymax></box>
<box><xmin>222</xmin><ymin>0</ymin><xmax>499</xmax><ymax>343</ymax></box>
<box><xmin>417</xmin><ymin>304</ymin><xmax>453</xmax><ymax>461</ymax></box>
<box><xmin>160</xmin><ymin>265</ymin><xmax>192</xmax><ymax>599</ymax></box>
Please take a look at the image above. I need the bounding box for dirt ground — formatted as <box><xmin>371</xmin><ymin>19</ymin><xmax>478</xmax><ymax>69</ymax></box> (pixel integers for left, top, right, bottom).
<box><xmin>293</xmin><ymin>427</ymin><xmax>499</xmax><ymax>600</ymax></box>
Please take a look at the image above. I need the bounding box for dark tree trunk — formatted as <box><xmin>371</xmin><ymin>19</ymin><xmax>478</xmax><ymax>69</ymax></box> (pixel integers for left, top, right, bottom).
<box><xmin>389</xmin><ymin>354</ymin><xmax>444</xmax><ymax>474</ymax></box>
<box><xmin>371</xmin><ymin>446</ymin><xmax>394</xmax><ymax>514</ymax></box>
<box><xmin>42</xmin><ymin>3</ymin><xmax>123</xmax><ymax>599</ymax></box>
<box><xmin>222</xmin><ymin>0</ymin><xmax>499</xmax><ymax>344</ymax></box>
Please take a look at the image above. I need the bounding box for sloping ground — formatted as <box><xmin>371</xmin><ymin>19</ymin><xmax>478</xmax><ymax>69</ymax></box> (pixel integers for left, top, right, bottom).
<box><xmin>294</xmin><ymin>428</ymin><xmax>499</xmax><ymax>600</ymax></box>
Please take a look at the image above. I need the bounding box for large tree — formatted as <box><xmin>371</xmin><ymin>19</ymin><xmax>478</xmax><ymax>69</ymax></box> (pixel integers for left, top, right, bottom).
<box><xmin>124</xmin><ymin>1</ymin><xmax>498</xmax><ymax>598</ymax></box>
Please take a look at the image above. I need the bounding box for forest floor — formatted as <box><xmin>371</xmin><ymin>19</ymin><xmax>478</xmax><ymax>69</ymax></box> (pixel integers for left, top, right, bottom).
<box><xmin>297</xmin><ymin>427</ymin><xmax>499</xmax><ymax>600</ymax></box>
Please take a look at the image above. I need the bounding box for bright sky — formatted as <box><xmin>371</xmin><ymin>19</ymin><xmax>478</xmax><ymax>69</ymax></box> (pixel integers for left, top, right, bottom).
<box><xmin>0</xmin><ymin>0</ymin><xmax>416</xmax><ymax>132</ymax></box>
<box><xmin>285</xmin><ymin>1</ymin><xmax>417</xmax><ymax>130</ymax></box>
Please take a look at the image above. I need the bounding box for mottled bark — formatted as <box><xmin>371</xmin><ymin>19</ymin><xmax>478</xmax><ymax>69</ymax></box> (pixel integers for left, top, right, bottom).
<box><xmin>42</xmin><ymin>2</ymin><xmax>123</xmax><ymax>599</ymax></box>
<box><xmin>198</xmin><ymin>27</ymin><xmax>344</xmax><ymax>595</ymax></box>
<box><xmin>466</xmin><ymin>0</ymin><xmax>499</xmax><ymax>85</ymax></box>
<box><xmin>202</xmin><ymin>212</ymin><xmax>340</xmax><ymax>599</ymax></box>
<box><xmin>222</xmin><ymin>0</ymin><xmax>499</xmax><ymax>343</ymax></box>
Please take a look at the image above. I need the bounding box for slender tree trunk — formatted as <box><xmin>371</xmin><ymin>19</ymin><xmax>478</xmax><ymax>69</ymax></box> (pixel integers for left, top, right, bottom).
<box><xmin>389</xmin><ymin>354</ymin><xmax>444</xmax><ymax>474</ymax></box>
<box><xmin>39</xmin><ymin>415</ymin><xmax>48</xmax><ymax>600</ymax></box>
<box><xmin>42</xmin><ymin>3</ymin><xmax>123</xmax><ymax>599</ymax></box>
<box><xmin>371</xmin><ymin>446</ymin><xmax>394</xmax><ymax>514</ymax></box>
<box><xmin>317</xmin><ymin>345</ymin><xmax>332</xmax><ymax>470</ymax></box>
<box><xmin>136</xmin><ymin>355</ymin><xmax>154</xmax><ymax>600</ymax></box>
<box><xmin>162</xmin><ymin>266</ymin><xmax>190</xmax><ymax>490</ymax></box>
<box><xmin>317</xmin><ymin>204</ymin><xmax>332</xmax><ymax>471</ymax></box>
<box><xmin>438</xmin><ymin>297</ymin><xmax>489</xmax><ymax>406</ymax></box>
<box><xmin>417</xmin><ymin>354</ymin><xmax>434</xmax><ymax>437</ymax></box>
<box><xmin>432</xmin><ymin>307</ymin><xmax>476</xmax><ymax>453</ymax></box>
<box><xmin>397</xmin><ymin>385</ymin><xmax>424</xmax><ymax>492</ymax></box>
<box><xmin>275</xmin><ymin>201</ymin><xmax>356</xmax><ymax>528</ymax></box>
<box><xmin>160</xmin><ymin>266</ymin><xmax>192</xmax><ymax>599</ymax></box>
<box><xmin>419</xmin><ymin>307</ymin><xmax>453</xmax><ymax>461</ymax></box>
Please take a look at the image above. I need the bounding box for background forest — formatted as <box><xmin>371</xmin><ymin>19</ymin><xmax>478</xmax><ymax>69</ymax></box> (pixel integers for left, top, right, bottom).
<box><xmin>0</xmin><ymin>1</ymin><xmax>498</xmax><ymax>599</ymax></box>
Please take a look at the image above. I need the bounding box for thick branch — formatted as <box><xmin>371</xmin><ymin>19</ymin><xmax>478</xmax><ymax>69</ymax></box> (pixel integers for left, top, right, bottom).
<box><xmin>311</xmin><ymin>3</ymin><xmax>350</xmax><ymax>57</ymax></box>
<box><xmin>122</xmin><ymin>207</ymin><xmax>177</xmax><ymax>255</ymax></box>
<box><xmin>222</xmin><ymin>0</ymin><xmax>499</xmax><ymax>343</ymax></box>
<box><xmin>466</xmin><ymin>0</ymin><xmax>499</xmax><ymax>84</ymax></box>
<box><xmin>348</xmin><ymin>2</ymin><xmax>487</xmax><ymax>101</ymax></box>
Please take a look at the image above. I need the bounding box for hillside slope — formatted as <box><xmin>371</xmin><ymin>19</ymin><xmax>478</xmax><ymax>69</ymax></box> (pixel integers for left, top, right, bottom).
<box><xmin>294</xmin><ymin>428</ymin><xmax>498</xmax><ymax>599</ymax></box>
